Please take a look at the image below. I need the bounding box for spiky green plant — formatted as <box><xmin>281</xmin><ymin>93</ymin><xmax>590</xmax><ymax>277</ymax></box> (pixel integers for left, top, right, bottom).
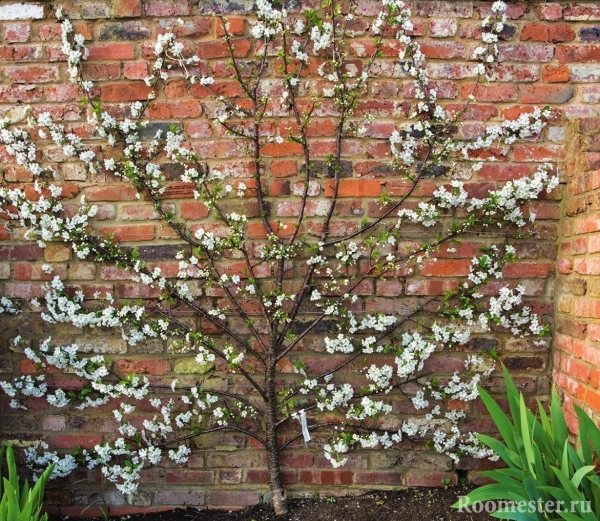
<box><xmin>453</xmin><ymin>366</ymin><xmax>600</xmax><ymax>520</ymax></box>
<box><xmin>0</xmin><ymin>446</ymin><xmax>54</xmax><ymax>521</ymax></box>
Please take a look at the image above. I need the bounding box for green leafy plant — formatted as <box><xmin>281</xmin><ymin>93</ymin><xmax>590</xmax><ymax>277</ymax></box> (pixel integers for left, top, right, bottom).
<box><xmin>0</xmin><ymin>446</ymin><xmax>54</xmax><ymax>521</ymax></box>
<box><xmin>453</xmin><ymin>366</ymin><xmax>600</xmax><ymax>520</ymax></box>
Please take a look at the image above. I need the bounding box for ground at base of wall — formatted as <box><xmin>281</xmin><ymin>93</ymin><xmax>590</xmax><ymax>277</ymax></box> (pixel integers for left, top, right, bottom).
<box><xmin>52</xmin><ymin>487</ymin><xmax>492</xmax><ymax>521</ymax></box>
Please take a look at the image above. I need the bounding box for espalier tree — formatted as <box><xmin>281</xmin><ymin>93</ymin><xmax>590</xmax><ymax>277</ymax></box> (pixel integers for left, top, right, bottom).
<box><xmin>0</xmin><ymin>0</ymin><xmax>558</xmax><ymax>515</ymax></box>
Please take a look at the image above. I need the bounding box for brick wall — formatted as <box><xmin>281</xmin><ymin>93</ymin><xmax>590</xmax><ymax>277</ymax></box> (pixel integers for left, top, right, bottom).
<box><xmin>554</xmin><ymin>117</ymin><xmax>600</xmax><ymax>431</ymax></box>
<box><xmin>0</xmin><ymin>0</ymin><xmax>598</xmax><ymax>515</ymax></box>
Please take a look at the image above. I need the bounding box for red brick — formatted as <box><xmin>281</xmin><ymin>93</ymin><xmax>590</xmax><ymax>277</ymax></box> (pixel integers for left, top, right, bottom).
<box><xmin>84</xmin><ymin>185</ymin><xmax>138</xmax><ymax>201</ymax></box>
<box><xmin>557</xmin><ymin>45</ymin><xmax>600</xmax><ymax>63</ymax></box>
<box><xmin>519</xmin><ymin>85</ymin><xmax>574</xmax><ymax>104</ymax></box>
<box><xmin>99</xmin><ymin>225</ymin><xmax>155</xmax><ymax>242</ymax></box>
<box><xmin>270</xmin><ymin>159</ymin><xmax>297</xmax><ymax>177</ymax></box>
<box><xmin>100</xmin><ymin>82</ymin><xmax>152</xmax><ymax>102</ymax></box>
<box><xmin>4</xmin><ymin>65</ymin><xmax>58</xmax><ymax>83</ymax></box>
<box><xmin>261</xmin><ymin>141</ymin><xmax>303</xmax><ymax>157</ymax></box>
<box><xmin>513</xmin><ymin>144</ymin><xmax>564</xmax><ymax>161</ymax></box>
<box><xmin>405</xmin><ymin>279</ymin><xmax>459</xmax><ymax>295</ymax></box>
<box><xmin>123</xmin><ymin>61</ymin><xmax>149</xmax><ymax>80</ymax></box>
<box><xmin>461</xmin><ymin>83</ymin><xmax>518</xmax><ymax>102</ymax></box>
<box><xmin>420</xmin><ymin>41</ymin><xmax>466</xmax><ymax>60</ymax></box>
<box><xmin>197</xmin><ymin>39</ymin><xmax>251</xmax><ymax>59</ymax></box>
<box><xmin>504</xmin><ymin>262</ymin><xmax>554</xmax><ymax>278</ymax></box>
<box><xmin>479</xmin><ymin>163</ymin><xmax>535</xmax><ymax>181</ymax></box>
<box><xmin>180</xmin><ymin>201</ymin><xmax>210</xmax><ymax>219</ymax></box>
<box><xmin>216</xmin><ymin>17</ymin><xmax>245</xmax><ymax>36</ymax></box>
<box><xmin>113</xmin><ymin>0</ymin><xmax>142</xmax><ymax>17</ymax></box>
<box><xmin>420</xmin><ymin>259</ymin><xmax>471</xmax><ymax>277</ymax></box>
<box><xmin>354</xmin><ymin>471</ymin><xmax>403</xmax><ymax>485</ymax></box>
<box><xmin>324</xmin><ymin>179</ymin><xmax>383</xmax><ymax>197</ymax></box>
<box><xmin>49</xmin><ymin>434</ymin><xmax>103</xmax><ymax>450</ymax></box>
<box><xmin>298</xmin><ymin>470</ymin><xmax>352</xmax><ymax>485</ymax></box>
<box><xmin>88</xmin><ymin>43</ymin><xmax>135</xmax><ymax>60</ymax></box>
<box><xmin>543</xmin><ymin>65</ymin><xmax>570</xmax><ymax>83</ymax></box>
<box><xmin>521</xmin><ymin>23</ymin><xmax>575</xmax><ymax>42</ymax></box>
<box><xmin>82</xmin><ymin>63</ymin><xmax>120</xmax><ymax>80</ymax></box>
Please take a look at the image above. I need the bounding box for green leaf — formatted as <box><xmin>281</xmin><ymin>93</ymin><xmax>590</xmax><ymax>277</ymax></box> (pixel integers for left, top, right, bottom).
<box><xmin>452</xmin><ymin>484</ymin><xmax>528</xmax><ymax>509</ymax></box>
<box><xmin>478</xmin><ymin>384</ymin><xmax>517</xmax><ymax>452</ymax></box>
<box><xmin>550</xmin><ymin>389</ymin><xmax>568</xmax><ymax>449</ymax></box>
<box><xmin>502</xmin><ymin>364</ymin><xmax>522</xmax><ymax>423</ymax></box>
<box><xmin>572</xmin><ymin>466</ymin><xmax>596</xmax><ymax>489</ymax></box>
<box><xmin>1</xmin><ymin>446</ymin><xmax>54</xmax><ymax>521</ymax></box>
<box><xmin>491</xmin><ymin>510</ymin><xmax>539</xmax><ymax>521</ymax></box>
<box><xmin>519</xmin><ymin>394</ymin><xmax>536</xmax><ymax>476</ymax></box>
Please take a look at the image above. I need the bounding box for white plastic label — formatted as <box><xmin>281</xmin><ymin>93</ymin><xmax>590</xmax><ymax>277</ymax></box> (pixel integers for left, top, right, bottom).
<box><xmin>293</xmin><ymin>409</ymin><xmax>311</xmax><ymax>443</ymax></box>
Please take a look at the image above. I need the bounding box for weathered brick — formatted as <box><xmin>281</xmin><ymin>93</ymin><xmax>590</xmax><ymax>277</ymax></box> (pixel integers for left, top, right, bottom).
<box><xmin>499</xmin><ymin>43</ymin><xmax>554</xmax><ymax>62</ymax></box>
<box><xmin>207</xmin><ymin>490</ymin><xmax>261</xmax><ymax>509</ymax></box>
<box><xmin>112</xmin><ymin>0</ymin><xmax>142</xmax><ymax>17</ymax></box>
<box><xmin>580</xmin><ymin>27</ymin><xmax>600</xmax><ymax>42</ymax></box>
<box><xmin>44</xmin><ymin>243</ymin><xmax>71</xmax><ymax>262</ymax></box>
<box><xmin>99</xmin><ymin>21</ymin><xmax>150</xmax><ymax>40</ymax></box>
<box><xmin>144</xmin><ymin>0</ymin><xmax>191</xmax><ymax>17</ymax></box>
<box><xmin>113</xmin><ymin>358</ymin><xmax>170</xmax><ymax>376</ymax></box>
<box><xmin>519</xmin><ymin>85</ymin><xmax>575</xmax><ymax>104</ymax></box>
<box><xmin>98</xmin><ymin>224</ymin><xmax>155</xmax><ymax>242</ymax></box>
<box><xmin>4</xmin><ymin>22</ymin><xmax>30</xmax><ymax>42</ymax></box>
<box><xmin>84</xmin><ymin>185</ymin><xmax>138</xmax><ymax>201</ymax></box>
<box><xmin>0</xmin><ymin>3</ymin><xmax>44</xmax><ymax>20</ymax></box>
<box><xmin>164</xmin><ymin>471</ymin><xmax>213</xmax><ymax>484</ymax></box>
<box><xmin>123</xmin><ymin>61</ymin><xmax>149</xmax><ymax>79</ymax></box>
<box><xmin>538</xmin><ymin>3</ymin><xmax>563</xmax><ymax>21</ymax></box>
<box><xmin>461</xmin><ymin>83</ymin><xmax>518</xmax><ymax>102</ymax></box>
<box><xmin>564</xmin><ymin>4</ymin><xmax>600</xmax><ymax>21</ymax></box>
<box><xmin>4</xmin><ymin>64</ymin><xmax>58</xmax><ymax>83</ymax></box>
<box><xmin>570</xmin><ymin>64</ymin><xmax>600</xmax><ymax>82</ymax></box>
<box><xmin>154</xmin><ymin>488</ymin><xmax>205</xmax><ymax>506</ymax></box>
<box><xmin>404</xmin><ymin>470</ymin><xmax>458</xmax><ymax>487</ymax></box>
<box><xmin>429</xmin><ymin>19</ymin><xmax>457</xmax><ymax>38</ymax></box>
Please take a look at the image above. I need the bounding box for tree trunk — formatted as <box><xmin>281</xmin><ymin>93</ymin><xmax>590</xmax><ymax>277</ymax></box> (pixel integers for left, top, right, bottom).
<box><xmin>265</xmin><ymin>360</ymin><xmax>288</xmax><ymax>516</ymax></box>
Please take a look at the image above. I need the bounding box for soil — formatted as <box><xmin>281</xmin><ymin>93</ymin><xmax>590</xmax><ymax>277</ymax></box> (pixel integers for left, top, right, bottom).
<box><xmin>60</xmin><ymin>486</ymin><xmax>493</xmax><ymax>521</ymax></box>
